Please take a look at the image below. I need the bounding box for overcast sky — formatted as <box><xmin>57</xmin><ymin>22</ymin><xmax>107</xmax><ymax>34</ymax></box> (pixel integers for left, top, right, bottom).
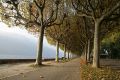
<box><xmin>0</xmin><ymin>22</ymin><xmax>64</xmax><ymax>59</ymax></box>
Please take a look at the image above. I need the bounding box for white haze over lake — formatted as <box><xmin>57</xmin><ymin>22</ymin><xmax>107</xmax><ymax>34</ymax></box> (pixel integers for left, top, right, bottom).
<box><xmin>0</xmin><ymin>22</ymin><xmax>64</xmax><ymax>59</ymax></box>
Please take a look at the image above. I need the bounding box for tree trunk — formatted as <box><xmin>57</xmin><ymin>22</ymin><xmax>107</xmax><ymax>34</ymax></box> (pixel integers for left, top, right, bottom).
<box><xmin>68</xmin><ymin>51</ymin><xmax>69</xmax><ymax>59</ymax></box>
<box><xmin>55</xmin><ymin>41</ymin><xmax>59</xmax><ymax>62</ymax></box>
<box><xmin>87</xmin><ymin>39</ymin><xmax>91</xmax><ymax>62</ymax></box>
<box><xmin>85</xmin><ymin>44</ymin><xmax>88</xmax><ymax>64</ymax></box>
<box><xmin>35</xmin><ymin>9</ymin><xmax>44</xmax><ymax>65</ymax></box>
<box><xmin>35</xmin><ymin>26</ymin><xmax>45</xmax><ymax>65</ymax></box>
<box><xmin>92</xmin><ymin>20</ymin><xmax>100</xmax><ymax>68</ymax></box>
<box><xmin>64</xmin><ymin>44</ymin><xmax>66</xmax><ymax>59</ymax></box>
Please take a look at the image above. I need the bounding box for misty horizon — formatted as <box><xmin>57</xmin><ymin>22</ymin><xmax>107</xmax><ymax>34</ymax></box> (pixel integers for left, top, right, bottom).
<box><xmin>0</xmin><ymin>22</ymin><xmax>64</xmax><ymax>59</ymax></box>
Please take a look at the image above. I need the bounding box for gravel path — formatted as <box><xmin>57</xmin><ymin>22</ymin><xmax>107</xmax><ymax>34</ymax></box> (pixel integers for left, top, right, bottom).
<box><xmin>1</xmin><ymin>58</ymin><xmax>80</xmax><ymax>80</ymax></box>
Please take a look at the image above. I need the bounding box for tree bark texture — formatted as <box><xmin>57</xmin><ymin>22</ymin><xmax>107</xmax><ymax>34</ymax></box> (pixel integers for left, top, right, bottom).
<box><xmin>55</xmin><ymin>41</ymin><xmax>59</xmax><ymax>62</ymax></box>
<box><xmin>92</xmin><ymin>20</ymin><xmax>101</xmax><ymax>68</ymax></box>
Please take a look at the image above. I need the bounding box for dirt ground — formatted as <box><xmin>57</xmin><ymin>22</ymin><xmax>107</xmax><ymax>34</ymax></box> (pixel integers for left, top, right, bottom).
<box><xmin>0</xmin><ymin>61</ymin><xmax>54</xmax><ymax>79</ymax></box>
<box><xmin>100</xmin><ymin>59</ymin><xmax>120</xmax><ymax>70</ymax></box>
<box><xmin>0</xmin><ymin>58</ymin><xmax>80</xmax><ymax>80</ymax></box>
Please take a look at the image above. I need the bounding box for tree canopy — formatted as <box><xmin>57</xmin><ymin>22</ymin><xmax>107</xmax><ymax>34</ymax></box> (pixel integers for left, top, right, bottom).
<box><xmin>0</xmin><ymin>0</ymin><xmax>120</xmax><ymax>68</ymax></box>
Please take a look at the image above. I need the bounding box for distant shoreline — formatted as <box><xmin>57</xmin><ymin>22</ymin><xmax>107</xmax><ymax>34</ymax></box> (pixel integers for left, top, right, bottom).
<box><xmin>0</xmin><ymin>58</ymin><xmax>55</xmax><ymax>64</ymax></box>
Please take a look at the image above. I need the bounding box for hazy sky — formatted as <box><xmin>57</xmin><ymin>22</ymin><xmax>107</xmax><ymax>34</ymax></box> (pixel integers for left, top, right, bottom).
<box><xmin>0</xmin><ymin>22</ymin><xmax>64</xmax><ymax>59</ymax></box>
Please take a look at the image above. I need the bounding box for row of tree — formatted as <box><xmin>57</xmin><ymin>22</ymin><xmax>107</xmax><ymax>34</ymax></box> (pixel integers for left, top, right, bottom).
<box><xmin>0</xmin><ymin>0</ymin><xmax>120</xmax><ymax>68</ymax></box>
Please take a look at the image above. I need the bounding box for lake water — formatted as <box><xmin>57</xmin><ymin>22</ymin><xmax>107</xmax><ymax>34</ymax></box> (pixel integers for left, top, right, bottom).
<box><xmin>0</xmin><ymin>26</ymin><xmax>64</xmax><ymax>59</ymax></box>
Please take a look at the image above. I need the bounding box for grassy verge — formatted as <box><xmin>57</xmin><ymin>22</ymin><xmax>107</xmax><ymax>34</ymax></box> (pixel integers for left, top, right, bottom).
<box><xmin>80</xmin><ymin>59</ymin><xmax>120</xmax><ymax>80</ymax></box>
